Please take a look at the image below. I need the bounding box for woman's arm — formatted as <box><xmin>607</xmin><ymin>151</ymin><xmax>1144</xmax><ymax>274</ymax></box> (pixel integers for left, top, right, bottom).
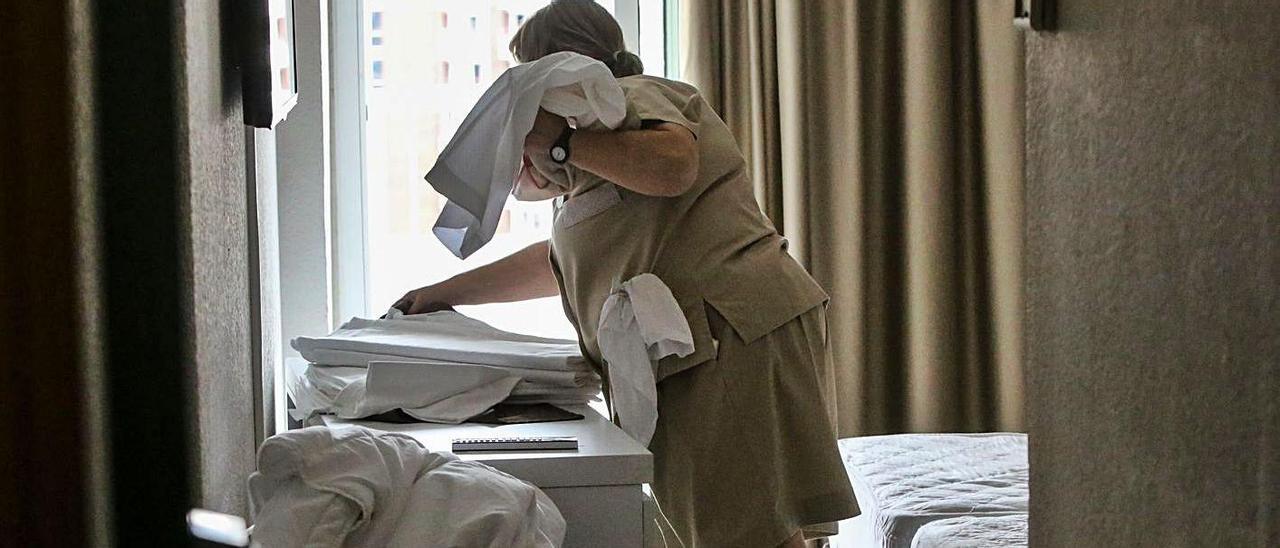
<box><xmin>394</xmin><ymin>240</ymin><xmax>559</xmax><ymax>314</ymax></box>
<box><xmin>525</xmin><ymin>110</ymin><xmax>699</xmax><ymax>197</ymax></box>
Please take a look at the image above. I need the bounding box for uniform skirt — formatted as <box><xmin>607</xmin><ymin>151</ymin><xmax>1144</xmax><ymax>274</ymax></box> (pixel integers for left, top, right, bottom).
<box><xmin>647</xmin><ymin>305</ymin><xmax>860</xmax><ymax>547</ymax></box>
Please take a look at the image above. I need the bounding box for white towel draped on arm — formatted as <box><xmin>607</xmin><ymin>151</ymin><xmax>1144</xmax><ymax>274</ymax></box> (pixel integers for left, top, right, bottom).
<box><xmin>426</xmin><ymin>51</ymin><xmax>626</xmax><ymax>258</ymax></box>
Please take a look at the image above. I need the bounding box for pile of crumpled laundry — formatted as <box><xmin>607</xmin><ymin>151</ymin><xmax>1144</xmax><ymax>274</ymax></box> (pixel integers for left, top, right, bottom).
<box><xmin>287</xmin><ymin>310</ymin><xmax>600</xmax><ymax>424</ymax></box>
<box><xmin>249</xmin><ymin>425</ymin><xmax>566</xmax><ymax>547</ymax></box>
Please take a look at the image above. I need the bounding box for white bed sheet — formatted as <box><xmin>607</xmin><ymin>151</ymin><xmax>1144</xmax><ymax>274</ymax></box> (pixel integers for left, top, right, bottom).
<box><xmin>833</xmin><ymin>433</ymin><xmax>1028</xmax><ymax>548</ymax></box>
<box><xmin>910</xmin><ymin>514</ymin><xmax>1027</xmax><ymax>548</ymax></box>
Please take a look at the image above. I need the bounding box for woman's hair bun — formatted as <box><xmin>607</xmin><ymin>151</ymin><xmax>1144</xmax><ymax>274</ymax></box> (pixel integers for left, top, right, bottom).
<box><xmin>604</xmin><ymin>50</ymin><xmax>644</xmax><ymax>78</ymax></box>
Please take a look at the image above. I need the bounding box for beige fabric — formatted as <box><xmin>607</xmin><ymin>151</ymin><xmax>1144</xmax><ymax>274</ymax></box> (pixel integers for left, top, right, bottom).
<box><xmin>681</xmin><ymin>0</ymin><xmax>1026</xmax><ymax>435</ymax></box>
<box><xmin>547</xmin><ymin>75</ymin><xmax>828</xmax><ymax>381</ymax></box>
<box><xmin>649</xmin><ymin>305</ymin><xmax>859</xmax><ymax>547</ymax></box>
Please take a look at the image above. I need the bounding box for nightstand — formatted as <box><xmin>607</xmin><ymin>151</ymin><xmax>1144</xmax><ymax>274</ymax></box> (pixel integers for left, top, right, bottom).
<box><xmin>323</xmin><ymin>405</ymin><xmax>653</xmax><ymax>547</ymax></box>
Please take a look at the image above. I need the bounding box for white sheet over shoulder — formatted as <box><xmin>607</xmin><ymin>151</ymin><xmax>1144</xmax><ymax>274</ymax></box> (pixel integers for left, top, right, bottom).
<box><xmin>427</xmin><ymin>51</ymin><xmax>626</xmax><ymax>258</ymax></box>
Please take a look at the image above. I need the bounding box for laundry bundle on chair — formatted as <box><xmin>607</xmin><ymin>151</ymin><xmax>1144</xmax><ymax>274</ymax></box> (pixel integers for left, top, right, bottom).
<box><xmin>249</xmin><ymin>425</ymin><xmax>566</xmax><ymax>547</ymax></box>
<box><xmin>289</xmin><ymin>311</ymin><xmax>601</xmax><ymax>424</ymax></box>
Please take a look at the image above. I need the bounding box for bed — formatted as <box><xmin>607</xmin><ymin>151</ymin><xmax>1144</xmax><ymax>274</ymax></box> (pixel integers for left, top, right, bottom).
<box><xmin>910</xmin><ymin>514</ymin><xmax>1028</xmax><ymax>548</ymax></box>
<box><xmin>833</xmin><ymin>433</ymin><xmax>1028</xmax><ymax>548</ymax></box>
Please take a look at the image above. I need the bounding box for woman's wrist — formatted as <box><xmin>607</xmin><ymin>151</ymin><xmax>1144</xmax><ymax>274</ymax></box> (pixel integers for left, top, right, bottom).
<box><xmin>432</xmin><ymin>277</ymin><xmax>467</xmax><ymax>306</ymax></box>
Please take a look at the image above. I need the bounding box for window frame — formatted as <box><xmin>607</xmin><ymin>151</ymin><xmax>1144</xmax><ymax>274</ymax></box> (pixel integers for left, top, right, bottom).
<box><xmin>328</xmin><ymin>0</ymin><xmax>668</xmax><ymax>320</ymax></box>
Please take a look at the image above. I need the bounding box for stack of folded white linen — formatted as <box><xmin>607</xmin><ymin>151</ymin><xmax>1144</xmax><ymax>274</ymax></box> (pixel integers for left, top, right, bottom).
<box><xmin>288</xmin><ymin>311</ymin><xmax>600</xmax><ymax>424</ymax></box>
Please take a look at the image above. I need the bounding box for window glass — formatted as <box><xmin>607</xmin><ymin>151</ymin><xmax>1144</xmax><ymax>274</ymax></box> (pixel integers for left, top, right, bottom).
<box><xmin>361</xmin><ymin>0</ymin><xmax>616</xmax><ymax>338</ymax></box>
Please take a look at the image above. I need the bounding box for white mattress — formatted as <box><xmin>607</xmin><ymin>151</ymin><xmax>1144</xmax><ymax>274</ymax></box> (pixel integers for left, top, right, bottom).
<box><xmin>834</xmin><ymin>433</ymin><xmax>1028</xmax><ymax>548</ymax></box>
<box><xmin>910</xmin><ymin>514</ymin><xmax>1027</xmax><ymax>548</ymax></box>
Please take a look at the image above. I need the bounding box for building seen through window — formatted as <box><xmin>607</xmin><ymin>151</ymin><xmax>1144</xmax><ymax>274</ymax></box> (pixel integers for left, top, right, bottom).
<box><xmin>360</xmin><ymin>0</ymin><xmax>614</xmax><ymax>337</ymax></box>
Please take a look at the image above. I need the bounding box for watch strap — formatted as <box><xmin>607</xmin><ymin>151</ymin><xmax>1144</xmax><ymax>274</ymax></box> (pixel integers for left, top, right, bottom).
<box><xmin>550</xmin><ymin>125</ymin><xmax>575</xmax><ymax>164</ymax></box>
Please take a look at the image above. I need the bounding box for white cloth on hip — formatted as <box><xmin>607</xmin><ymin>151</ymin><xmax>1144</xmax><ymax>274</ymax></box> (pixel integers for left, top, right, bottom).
<box><xmin>425</xmin><ymin>51</ymin><xmax>626</xmax><ymax>258</ymax></box>
<box><xmin>248</xmin><ymin>425</ymin><xmax>566</xmax><ymax>548</ymax></box>
<box><xmin>597</xmin><ymin>273</ymin><xmax>695</xmax><ymax>446</ymax></box>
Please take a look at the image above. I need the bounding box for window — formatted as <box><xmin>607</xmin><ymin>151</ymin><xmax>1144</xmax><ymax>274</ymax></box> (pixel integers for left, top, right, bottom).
<box><xmin>371</xmin><ymin>11</ymin><xmax>382</xmax><ymax>30</ymax></box>
<box><xmin>371</xmin><ymin>36</ymin><xmax>383</xmax><ymax>46</ymax></box>
<box><xmin>338</xmin><ymin>0</ymin><xmax>665</xmax><ymax>338</ymax></box>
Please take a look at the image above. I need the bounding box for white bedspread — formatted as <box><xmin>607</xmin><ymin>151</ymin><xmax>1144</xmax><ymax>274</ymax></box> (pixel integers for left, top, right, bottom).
<box><xmin>910</xmin><ymin>514</ymin><xmax>1027</xmax><ymax>548</ymax></box>
<box><xmin>836</xmin><ymin>433</ymin><xmax>1028</xmax><ymax>548</ymax></box>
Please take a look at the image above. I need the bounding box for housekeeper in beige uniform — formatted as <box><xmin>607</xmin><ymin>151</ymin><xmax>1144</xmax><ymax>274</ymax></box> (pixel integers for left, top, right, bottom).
<box><xmin>395</xmin><ymin>1</ymin><xmax>858</xmax><ymax>546</ymax></box>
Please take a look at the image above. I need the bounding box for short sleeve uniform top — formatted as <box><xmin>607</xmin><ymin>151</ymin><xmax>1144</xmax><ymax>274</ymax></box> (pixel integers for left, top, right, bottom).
<box><xmin>546</xmin><ymin>75</ymin><xmax>827</xmax><ymax>380</ymax></box>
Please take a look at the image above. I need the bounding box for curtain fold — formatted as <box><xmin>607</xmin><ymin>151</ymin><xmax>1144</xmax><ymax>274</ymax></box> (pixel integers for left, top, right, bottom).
<box><xmin>682</xmin><ymin>0</ymin><xmax>1025</xmax><ymax>435</ymax></box>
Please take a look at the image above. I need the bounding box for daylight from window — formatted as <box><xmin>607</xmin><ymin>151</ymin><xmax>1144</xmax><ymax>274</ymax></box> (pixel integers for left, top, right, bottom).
<box><xmin>362</xmin><ymin>0</ymin><xmax>616</xmax><ymax>338</ymax></box>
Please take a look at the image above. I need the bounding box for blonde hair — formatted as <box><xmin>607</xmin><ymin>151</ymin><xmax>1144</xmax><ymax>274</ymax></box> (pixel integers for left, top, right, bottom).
<box><xmin>509</xmin><ymin>0</ymin><xmax>644</xmax><ymax>78</ymax></box>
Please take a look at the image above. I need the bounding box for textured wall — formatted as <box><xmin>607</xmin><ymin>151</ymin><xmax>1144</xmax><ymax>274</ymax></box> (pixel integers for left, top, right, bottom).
<box><xmin>1024</xmin><ymin>0</ymin><xmax>1279</xmax><ymax>546</ymax></box>
<box><xmin>177</xmin><ymin>0</ymin><xmax>258</xmax><ymax>516</ymax></box>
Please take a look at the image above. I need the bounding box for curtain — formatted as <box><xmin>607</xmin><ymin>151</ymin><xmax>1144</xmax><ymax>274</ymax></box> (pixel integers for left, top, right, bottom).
<box><xmin>681</xmin><ymin>0</ymin><xmax>1025</xmax><ymax>435</ymax></box>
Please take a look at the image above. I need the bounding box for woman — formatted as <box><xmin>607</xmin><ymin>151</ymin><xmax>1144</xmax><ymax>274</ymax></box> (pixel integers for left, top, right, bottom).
<box><xmin>395</xmin><ymin>1</ymin><xmax>858</xmax><ymax>546</ymax></box>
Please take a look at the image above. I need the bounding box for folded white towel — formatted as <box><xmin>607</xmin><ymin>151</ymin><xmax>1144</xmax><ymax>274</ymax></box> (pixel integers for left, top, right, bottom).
<box><xmin>330</xmin><ymin>362</ymin><xmax>522</xmax><ymax>424</ymax></box>
<box><xmin>426</xmin><ymin>51</ymin><xmax>626</xmax><ymax>258</ymax></box>
<box><xmin>292</xmin><ymin>311</ymin><xmax>591</xmax><ymax>373</ymax></box>
<box><xmin>287</xmin><ymin>360</ymin><xmax>601</xmax><ymax>423</ymax></box>
<box><xmin>301</xmin><ymin>348</ymin><xmax>596</xmax><ymax>387</ymax></box>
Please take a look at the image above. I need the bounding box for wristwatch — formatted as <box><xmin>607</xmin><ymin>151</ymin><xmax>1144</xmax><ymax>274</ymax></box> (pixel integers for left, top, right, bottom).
<box><xmin>550</xmin><ymin>125</ymin><xmax>575</xmax><ymax>164</ymax></box>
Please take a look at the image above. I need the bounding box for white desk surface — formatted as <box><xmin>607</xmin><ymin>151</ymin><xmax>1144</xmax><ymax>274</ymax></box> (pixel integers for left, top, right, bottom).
<box><xmin>323</xmin><ymin>406</ymin><xmax>652</xmax><ymax>488</ymax></box>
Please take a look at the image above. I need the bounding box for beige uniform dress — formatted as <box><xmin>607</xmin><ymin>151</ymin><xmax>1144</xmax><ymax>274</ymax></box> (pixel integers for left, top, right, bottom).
<box><xmin>541</xmin><ymin>75</ymin><xmax>859</xmax><ymax>547</ymax></box>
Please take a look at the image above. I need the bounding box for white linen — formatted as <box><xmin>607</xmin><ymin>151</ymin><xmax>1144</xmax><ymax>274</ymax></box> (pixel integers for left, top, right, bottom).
<box><xmin>910</xmin><ymin>514</ymin><xmax>1027</xmax><ymax>548</ymax></box>
<box><xmin>331</xmin><ymin>361</ymin><xmax>523</xmax><ymax>424</ymax></box>
<box><xmin>249</xmin><ymin>425</ymin><xmax>566</xmax><ymax>548</ymax></box>
<box><xmin>288</xmin><ymin>360</ymin><xmax>600</xmax><ymax>423</ymax></box>
<box><xmin>302</xmin><ymin>347</ymin><xmax>595</xmax><ymax>387</ymax></box>
<box><xmin>835</xmin><ymin>433</ymin><xmax>1029</xmax><ymax>548</ymax></box>
<box><xmin>426</xmin><ymin>51</ymin><xmax>626</xmax><ymax>258</ymax></box>
<box><xmin>292</xmin><ymin>311</ymin><xmax>592</xmax><ymax>373</ymax></box>
<box><xmin>597</xmin><ymin>273</ymin><xmax>694</xmax><ymax>445</ymax></box>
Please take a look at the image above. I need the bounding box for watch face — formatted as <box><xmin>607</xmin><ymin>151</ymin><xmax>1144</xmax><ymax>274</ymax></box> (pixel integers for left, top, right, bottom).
<box><xmin>551</xmin><ymin>146</ymin><xmax>567</xmax><ymax>163</ymax></box>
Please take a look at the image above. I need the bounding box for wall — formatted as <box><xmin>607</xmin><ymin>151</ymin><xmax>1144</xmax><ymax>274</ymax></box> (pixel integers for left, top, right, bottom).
<box><xmin>249</xmin><ymin>127</ymin><xmax>287</xmax><ymax>443</ymax></box>
<box><xmin>176</xmin><ymin>0</ymin><xmax>258</xmax><ymax>516</ymax></box>
<box><xmin>1024</xmin><ymin>0</ymin><xmax>1279</xmax><ymax>545</ymax></box>
<box><xmin>2</xmin><ymin>0</ymin><xmax>260</xmax><ymax>541</ymax></box>
<box><xmin>277</xmin><ymin>0</ymin><xmax>336</xmax><ymax>354</ymax></box>
<box><xmin>0</xmin><ymin>0</ymin><xmax>88</xmax><ymax>544</ymax></box>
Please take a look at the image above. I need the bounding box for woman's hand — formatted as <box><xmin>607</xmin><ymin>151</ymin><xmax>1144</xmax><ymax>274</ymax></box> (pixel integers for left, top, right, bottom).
<box><xmin>392</xmin><ymin>284</ymin><xmax>455</xmax><ymax>315</ymax></box>
<box><xmin>511</xmin><ymin>154</ymin><xmax>566</xmax><ymax>201</ymax></box>
<box><xmin>524</xmin><ymin>109</ymin><xmax>567</xmax><ymax>158</ymax></box>
<box><xmin>388</xmin><ymin>241</ymin><xmax>561</xmax><ymax>316</ymax></box>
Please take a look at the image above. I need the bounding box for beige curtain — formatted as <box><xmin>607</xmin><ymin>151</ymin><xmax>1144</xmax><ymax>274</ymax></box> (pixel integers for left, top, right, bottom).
<box><xmin>681</xmin><ymin>0</ymin><xmax>1025</xmax><ymax>435</ymax></box>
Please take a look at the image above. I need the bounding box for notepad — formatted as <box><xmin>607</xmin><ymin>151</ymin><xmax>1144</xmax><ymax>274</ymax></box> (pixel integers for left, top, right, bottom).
<box><xmin>451</xmin><ymin>436</ymin><xmax>579</xmax><ymax>452</ymax></box>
